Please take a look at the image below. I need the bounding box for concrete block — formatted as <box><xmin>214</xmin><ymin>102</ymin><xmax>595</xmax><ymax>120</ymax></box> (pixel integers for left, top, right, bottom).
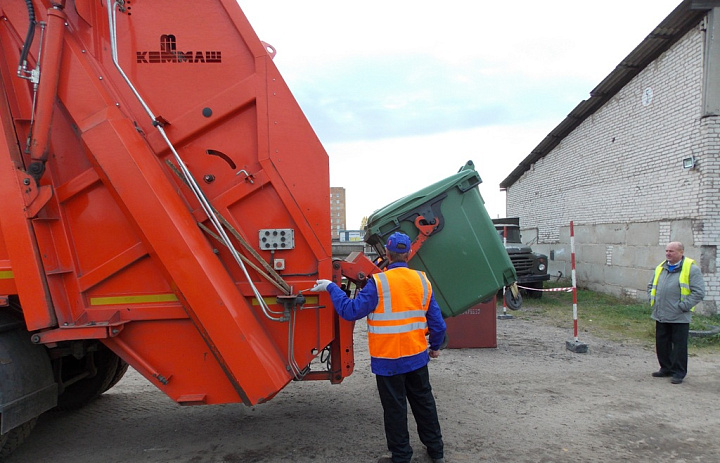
<box><xmin>670</xmin><ymin>219</ymin><xmax>694</xmax><ymax>245</ymax></box>
<box><xmin>627</xmin><ymin>269</ymin><xmax>653</xmax><ymax>295</ymax></box>
<box><xmin>613</xmin><ymin>246</ymin><xmax>658</xmax><ymax>269</ymax></box>
<box><xmin>595</xmin><ymin>223</ymin><xmax>627</xmax><ymax>245</ymax></box>
<box><xmin>701</xmin><ymin>245</ymin><xmax>717</xmax><ymax>274</ymax></box>
<box><xmin>578</xmin><ymin>262</ymin><xmax>606</xmax><ymax>285</ymax></box>
<box><xmin>572</xmin><ymin>224</ymin><xmax>594</xmax><ymax>244</ymax></box>
<box><xmin>576</xmin><ymin>244</ymin><xmax>606</xmax><ymax>266</ymax></box>
<box><xmin>548</xmin><ymin>246</ymin><xmax>571</xmax><ymax>263</ymax></box>
<box><xmin>637</xmin><ymin>246</ymin><xmax>666</xmax><ymax>268</ymax></box>
<box><xmin>645</xmin><ymin>245</ymin><xmax>667</xmax><ymax>265</ymax></box>
<box><xmin>611</xmin><ymin>245</ymin><xmax>630</xmax><ymax>267</ymax></box>
<box><xmin>547</xmin><ymin>260</ymin><xmax>567</xmax><ymax>280</ymax></box>
<box><xmin>606</xmin><ymin>266</ymin><xmax>637</xmax><ymax>287</ymax></box>
<box><xmin>566</xmin><ymin>339</ymin><xmax>589</xmax><ymax>353</ymax></box>
<box><xmin>627</xmin><ymin>222</ymin><xmax>659</xmax><ymax>246</ymax></box>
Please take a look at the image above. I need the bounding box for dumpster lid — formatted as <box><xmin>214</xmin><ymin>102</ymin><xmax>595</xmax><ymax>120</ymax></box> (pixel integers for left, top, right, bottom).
<box><xmin>364</xmin><ymin>161</ymin><xmax>481</xmax><ymax>245</ymax></box>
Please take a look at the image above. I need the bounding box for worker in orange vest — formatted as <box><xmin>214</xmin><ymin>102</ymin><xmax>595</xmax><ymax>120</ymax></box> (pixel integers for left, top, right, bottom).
<box><xmin>311</xmin><ymin>231</ymin><xmax>446</xmax><ymax>463</ymax></box>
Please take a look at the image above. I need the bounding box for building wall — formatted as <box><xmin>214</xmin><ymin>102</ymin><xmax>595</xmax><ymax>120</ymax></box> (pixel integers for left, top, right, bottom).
<box><xmin>329</xmin><ymin>187</ymin><xmax>347</xmax><ymax>240</ymax></box>
<box><xmin>530</xmin><ymin>219</ymin><xmax>701</xmax><ymax>299</ymax></box>
<box><xmin>506</xmin><ymin>25</ymin><xmax>720</xmax><ymax>313</ymax></box>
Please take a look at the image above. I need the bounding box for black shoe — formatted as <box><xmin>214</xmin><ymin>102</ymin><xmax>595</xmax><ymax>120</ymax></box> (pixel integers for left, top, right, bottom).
<box><xmin>652</xmin><ymin>370</ymin><xmax>671</xmax><ymax>377</ymax></box>
<box><xmin>671</xmin><ymin>376</ymin><xmax>684</xmax><ymax>384</ymax></box>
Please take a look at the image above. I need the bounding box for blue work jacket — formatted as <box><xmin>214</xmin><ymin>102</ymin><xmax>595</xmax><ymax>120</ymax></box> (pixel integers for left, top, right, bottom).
<box><xmin>326</xmin><ymin>262</ymin><xmax>446</xmax><ymax>376</ymax></box>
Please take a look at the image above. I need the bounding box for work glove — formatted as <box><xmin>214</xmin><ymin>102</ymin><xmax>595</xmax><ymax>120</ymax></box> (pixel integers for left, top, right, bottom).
<box><xmin>310</xmin><ymin>279</ymin><xmax>331</xmax><ymax>292</ymax></box>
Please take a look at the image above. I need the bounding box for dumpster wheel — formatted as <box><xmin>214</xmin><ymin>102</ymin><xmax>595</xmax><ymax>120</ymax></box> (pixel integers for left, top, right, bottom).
<box><xmin>504</xmin><ymin>289</ymin><xmax>522</xmax><ymax>310</ymax></box>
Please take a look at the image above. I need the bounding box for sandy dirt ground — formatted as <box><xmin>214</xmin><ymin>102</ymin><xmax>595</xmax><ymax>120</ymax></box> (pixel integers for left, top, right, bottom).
<box><xmin>7</xmin><ymin>308</ymin><xmax>720</xmax><ymax>463</ymax></box>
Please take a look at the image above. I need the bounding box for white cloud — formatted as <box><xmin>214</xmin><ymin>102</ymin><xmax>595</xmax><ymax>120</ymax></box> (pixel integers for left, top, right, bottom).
<box><xmin>238</xmin><ymin>0</ymin><xmax>682</xmax><ymax>227</ymax></box>
<box><xmin>327</xmin><ymin>121</ymin><xmax>555</xmax><ymax>229</ymax></box>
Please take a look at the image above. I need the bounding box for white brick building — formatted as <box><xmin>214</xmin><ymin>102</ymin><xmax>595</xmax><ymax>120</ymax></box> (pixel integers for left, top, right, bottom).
<box><xmin>501</xmin><ymin>0</ymin><xmax>720</xmax><ymax>313</ymax></box>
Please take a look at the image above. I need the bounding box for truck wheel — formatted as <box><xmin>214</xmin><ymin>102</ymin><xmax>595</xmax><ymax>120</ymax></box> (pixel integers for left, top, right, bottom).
<box><xmin>0</xmin><ymin>418</ymin><xmax>37</xmax><ymax>459</ymax></box>
<box><xmin>55</xmin><ymin>344</ymin><xmax>120</xmax><ymax>411</ymax></box>
<box><xmin>0</xmin><ymin>308</ymin><xmax>56</xmax><ymax>460</ymax></box>
<box><xmin>103</xmin><ymin>359</ymin><xmax>129</xmax><ymax>393</ymax></box>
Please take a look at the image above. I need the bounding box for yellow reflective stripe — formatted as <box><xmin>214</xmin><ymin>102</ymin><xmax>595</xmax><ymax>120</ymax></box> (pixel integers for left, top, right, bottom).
<box><xmin>416</xmin><ymin>270</ymin><xmax>429</xmax><ymax>308</ymax></box>
<box><xmin>369</xmin><ymin>310</ymin><xmax>427</xmax><ymax>321</ymax></box>
<box><xmin>375</xmin><ymin>273</ymin><xmax>392</xmax><ymax>312</ymax></box>
<box><xmin>0</xmin><ymin>270</ymin><xmax>14</xmax><ymax>279</ymax></box>
<box><xmin>368</xmin><ymin>321</ymin><xmax>428</xmax><ymax>334</ymax></box>
<box><xmin>680</xmin><ymin>258</ymin><xmax>695</xmax><ymax>310</ymax></box>
<box><xmin>650</xmin><ymin>263</ymin><xmax>663</xmax><ymax>306</ymax></box>
<box><xmin>252</xmin><ymin>296</ymin><xmax>280</xmax><ymax>306</ymax></box>
<box><xmin>679</xmin><ymin>258</ymin><xmax>693</xmax><ymax>296</ymax></box>
<box><xmin>90</xmin><ymin>293</ymin><xmax>178</xmax><ymax>306</ymax></box>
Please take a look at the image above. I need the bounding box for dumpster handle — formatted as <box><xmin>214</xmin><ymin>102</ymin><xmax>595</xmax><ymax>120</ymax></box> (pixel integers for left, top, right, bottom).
<box><xmin>457</xmin><ymin>174</ymin><xmax>481</xmax><ymax>193</ymax></box>
<box><xmin>409</xmin><ymin>216</ymin><xmax>439</xmax><ymax>258</ymax></box>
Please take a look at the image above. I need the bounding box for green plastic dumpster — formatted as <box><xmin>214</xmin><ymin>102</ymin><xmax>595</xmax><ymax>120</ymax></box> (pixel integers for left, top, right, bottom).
<box><xmin>364</xmin><ymin>161</ymin><xmax>516</xmax><ymax>318</ymax></box>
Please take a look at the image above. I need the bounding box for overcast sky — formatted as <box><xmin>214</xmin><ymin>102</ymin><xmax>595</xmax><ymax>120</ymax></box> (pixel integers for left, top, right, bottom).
<box><xmin>238</xmin><ymin>1</ymin><xmax>681</xmax><ymax>229</ymax></box>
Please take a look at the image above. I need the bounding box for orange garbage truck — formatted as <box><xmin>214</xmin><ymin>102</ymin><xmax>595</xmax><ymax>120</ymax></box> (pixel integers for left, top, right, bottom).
<box><xmin>0</xmin><ymin>1</ymin><xmax>517</xmax><ymax>458</ymax></box>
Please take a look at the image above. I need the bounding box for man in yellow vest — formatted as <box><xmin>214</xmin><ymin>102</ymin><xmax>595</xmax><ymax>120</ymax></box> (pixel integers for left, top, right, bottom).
<box><xmin>311</xmin><ymin>231</ymin><xmax>446</xmax><ymax>463</ymax></box>
<box><xmin>647</xmin><ymin>241</ymin><xmax>705</xmax><ymax>384</ymax></box>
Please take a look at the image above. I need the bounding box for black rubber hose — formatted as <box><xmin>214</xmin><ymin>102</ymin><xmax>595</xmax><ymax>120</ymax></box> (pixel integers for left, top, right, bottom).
<box><xmin>18</xmin><ymin>0</ymin><xmax>37</xmax><ymax>70</ymax></box>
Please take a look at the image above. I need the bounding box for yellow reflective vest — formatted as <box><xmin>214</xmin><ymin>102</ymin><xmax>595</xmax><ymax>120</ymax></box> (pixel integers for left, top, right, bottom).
<box><xmin>368</xmin><ymin>267</ymin><xmax>431</xmax><ymax>360</ymax></box>
<box><xmin>650</xmin><ymin>257</ymin><xmax>696</xmax><ymax>312</ymax></box>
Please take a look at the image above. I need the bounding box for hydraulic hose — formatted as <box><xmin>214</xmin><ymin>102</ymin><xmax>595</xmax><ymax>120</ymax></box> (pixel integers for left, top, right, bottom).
<box><xmin>17</xmin><ymin>0</ymin><xmax>36</xmax><ymax>75</ymax></box>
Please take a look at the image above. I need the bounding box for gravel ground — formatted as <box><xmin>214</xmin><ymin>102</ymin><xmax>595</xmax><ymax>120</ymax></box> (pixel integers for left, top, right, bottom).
<box><xmin>7</xmin><ymin>309</ymin><xmax>720</xmax><ymax>463</ymax></box>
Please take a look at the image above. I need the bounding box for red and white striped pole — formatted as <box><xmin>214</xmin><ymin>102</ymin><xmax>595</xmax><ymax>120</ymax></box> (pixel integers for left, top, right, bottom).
<box><xmin>571</xmin><ymin>221</ymin><xmax>578</xmax><ymax>342</ymax></box>
<box><xmin>567</xmin><ymin>220</ymin><xmax>587</xmax><ymax>352</ymax></box>
<box><xmin>499</xmin><ymin>226</ymin><xmax>514</xmax><ymax>319</ymax></box>
<box><xmin>503</xmin><ymin>226</ymin><xmax>508</xmax><ymax>314</ymax></box>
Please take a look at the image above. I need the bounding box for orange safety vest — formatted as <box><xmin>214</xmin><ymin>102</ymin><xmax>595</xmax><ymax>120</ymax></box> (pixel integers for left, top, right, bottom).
<box><xmin>368</xmin><ymin>267</ymin><xmax>431</xmax><ymax>360</ymax></box>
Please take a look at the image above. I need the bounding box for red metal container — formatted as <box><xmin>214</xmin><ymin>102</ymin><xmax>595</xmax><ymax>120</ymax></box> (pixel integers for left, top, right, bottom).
<box><xmin>444</xmin><ymin>298</ymin><xmax>497</xmax><ymax>348</ymax></box>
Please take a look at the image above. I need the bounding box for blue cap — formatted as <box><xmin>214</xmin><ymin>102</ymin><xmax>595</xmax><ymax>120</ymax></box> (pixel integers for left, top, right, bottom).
<box><xmin>386</xmin><ymin>232</ymin><xmax>411</xmax><ymax>253</ymax></box>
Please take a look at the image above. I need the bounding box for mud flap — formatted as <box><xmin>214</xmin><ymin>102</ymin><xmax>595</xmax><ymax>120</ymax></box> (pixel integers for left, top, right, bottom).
<box><xmin>0</xmin><ymin>311</ymin><xmax>57</xmax><ymax>434</ymax></box>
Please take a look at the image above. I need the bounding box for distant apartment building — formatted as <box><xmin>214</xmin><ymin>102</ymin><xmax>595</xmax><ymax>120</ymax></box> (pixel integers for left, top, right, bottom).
<box><xmin>330</xmin><ymin>187</ymin><xmax>347</xmax><ymax>240</ymax></box>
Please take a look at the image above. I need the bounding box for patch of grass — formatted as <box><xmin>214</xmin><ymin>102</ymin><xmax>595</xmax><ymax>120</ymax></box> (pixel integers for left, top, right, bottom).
<box><xmin>506</xmin><ymin>280</ymin><xmax>720</xmax><ymax>354</ymax></box>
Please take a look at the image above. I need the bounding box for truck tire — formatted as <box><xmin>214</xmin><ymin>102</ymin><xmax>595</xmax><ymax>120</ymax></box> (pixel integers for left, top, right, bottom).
<box><xmin>103</xmin><ymin>359</ymin><xmax>129</xmax><ymax>393</ymax></box>
<box><xmin>55</xmin><ymin>344</ymin><xmax>120</xmax><ymax>411</ymax></box>
<box><xmin>0</xmin><ymin>308</ymin><xmax>56</xmax><ymax>460</ymax></box>
<box><xmin>0</xmin><ymin>418</ymin><xmax>36</xmax><ymax>460</ymax></box>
